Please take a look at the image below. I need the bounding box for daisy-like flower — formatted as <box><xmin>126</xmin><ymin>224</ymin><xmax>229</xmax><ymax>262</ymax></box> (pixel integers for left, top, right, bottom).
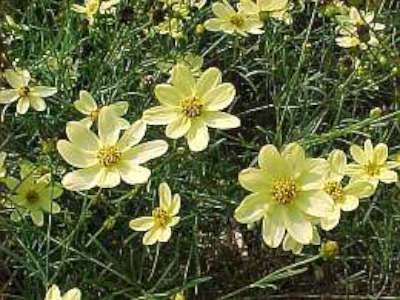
<box><xmin>0</xmin><ymin>69</ymin><xmax>57</xmax><ymax>115</ymax></box>
<box><xmin>234</xmin><ymin>143</ymin><xmax>333</xmax><ymax>248</ymax></box>
<box><xmin>129</xmin><ymin>182</ymin><xmax>180</xmax><ymax>245</ymax></box>
<box><xmin>57</xmin><ymin>109</ymin><xmax>168</xmax><ymax>191</ymax></box>
<box><xmin>282</xmin><ymin>225</ymin><xmax>320</xmax><ymax>254</ymax></box>
<box><xmin>155</xmin><ymin>18</ymin><xmax>184</xmax><ymax>40</ymax></box>
<box><xmin>346</xmin><ymin>139</ymin><xmax>398</xmax><ymax>188</ymax></box>
<box><xmin>142</xmin><ymin>64</ymin><xmax>240</xmax><ymax>152</ymax></box>
<box><xmin>6</xmin><ymin>161</ymin><xmax>62</xmax><ymax>227</ymax></box>
<box><xmin>45</xmin><ymin>284</ymin><xmax>81</xmax><ymax>300</ymax></box>
<box><xmin>320</xmin><ymin>150</ymin><xmax>374</xmax><ymax>230</ymax></box>
<box><xmin>73</xmin><ymin>90</ymin><xmax>130</xmax><ymax>129</ymax></box>
<box><xmin>241</xmin><ymin>0</ymin><xmax>292</xmax><ymax>24</ymax></box>
<box><xmin>0</xmin><ymin>152</ymin><xmax>6</xmax><ymax>178</ymax></box>
<box><xmin>72</xmin><ymin>0</ymin><xmax>120</xmax><ymax>25</ymax></box>
<box><xmin>335</xmin><ymin>7</ymin><xmax>385</xmax><ymax>50</ymax></box>
<box><xmin>204</xmin><ymin>0</ymin><xmax>264</xmax><ymax>36</ymax></box>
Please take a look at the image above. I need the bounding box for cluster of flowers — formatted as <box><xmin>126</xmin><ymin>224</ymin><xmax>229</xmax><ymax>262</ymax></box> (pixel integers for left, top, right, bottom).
<box><xmin>235</xmin><ymin>140</ymin><xmax>398</xmax><ymax>254</ymax></box>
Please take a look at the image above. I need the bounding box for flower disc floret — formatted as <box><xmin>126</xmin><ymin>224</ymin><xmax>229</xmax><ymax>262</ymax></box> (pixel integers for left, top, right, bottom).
<box><xmin>272</xmin><ymin>177</ymin><xmax>297</xmax><ymax>205</ymax></box>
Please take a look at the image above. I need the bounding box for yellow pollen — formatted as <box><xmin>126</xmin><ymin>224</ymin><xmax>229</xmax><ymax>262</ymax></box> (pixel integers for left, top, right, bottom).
<box><xmin>364</xmin><ymin>161</ymin><xmax>379</xmax><ymax>177</ymax></box>
<box><xmin>230</xmin><ymin>15</ymin><xmax>245</xmax><ymax>27</ymax></box>
<box><xmin>25</xmin><ymin>190</ymin><xmax>40</xmax><ymax>204</ymax></box>
<box><xmin>272</xmin><ymin>177</ymin><xmax>297</xmax><ymax>205</ymax></box>
<box><xmin>181</xmin><ymin>97</ymin><xmax>203</xmax><ymax>118</ymax></box>
<box><xmin>18</xmin><ymin>86</ymin><xmax>30</xmax><ymax>97</ymax></box>
<box><xmin>97</xmin><ymin>146</ymin><xmax>121</xmax><ymax>167</ymax></box>
<box><xmin>152</xmin><ymin>207</ymin><xmax>170</xmax><ymax>227</ymax></box>
<box><xmin>324</xmin><ymin>181</ymin><xmax>344</xmax><ymax>203</ymax></box>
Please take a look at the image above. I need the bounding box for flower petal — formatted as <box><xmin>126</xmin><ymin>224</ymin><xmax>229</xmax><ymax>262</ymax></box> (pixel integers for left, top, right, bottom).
<box><xmin>340</xmin><ymin>195</ymin><xmax>359</xmax><ymax>211</ymax></box>
<box><xmin>119</xmin><ymin>162</ymin><xmax>151</xmax><ymax>185</ymax></box>
<box><xmin>74</xmin><ymin>90</ymin><xmax>97</xmax><ymax>114</ymax></box>
<box><xmin>262</xmin><ymin>207</ymin><xmax>285</xmax><ymax>248</ymax></box>
<box><xmin>158</xmin><ymin>227</ymin><xmax>172</xmax><ymax>242</ymax></box>
<box><xmin>31</xmin><ymin>210</ymin><xmax>44</xmax><ymax>227</ymax></box>
<box><xmin>258</xmin><ymin>144</ymin><xmax>289</xmax><ymax>177</ymax></box>
<box><xmin>212</xmin><ymin>1</ymin><xmax>235</xmax><ymax>18</ymax></box>
<box><xmin>320</xmin><ymin>207</ymin><xmax>340</xmax><ymax>231</ymax></box>
<box><xmin>295</xmin><ymin>190</ymin><xmax>333</xmax><ymax>218</ymax></box>
<box><xmin>142</xmin><ymin>106</ymin><xmax>180</xmax><ymax>125</ymax></box>
<box><xmin>62</xmin><ymin>288</ymin><xmax>81</xmax><ymax>300</ymax></box>
<box><xmin>344</xmin><ymin>181</ymin><xmax>375</xmax><ymax>198</ymax></box>
<box><xmin>45</xmin><ymin>285</ymin><xmax>62</xmax><ymax>300</ymax></box>
<box><xmin>282</xmin><ymin>234</ymin><xmax>303</xmax><ymax>254</ymax></box>
<box><xmin>185</xmin><ymin>120</ymin><xmax>209</xmax><ymax>152</ymax></box>
<box><xmin>166</xmin><ymin>115</ymin><xmax>191</xmax><ymax>139</ymax></box>
<box><xmin>29</xmin><ymin>96</ymin><xmax>46</xmax><ymax>111</ymax></box>
<box><xmin>238</xmin><ymin>168</ymin><xmax>269</xmax><ymax>193</ymax></box>
<box><xmin>16</xmin><ymin>97</ymin><xmax>30</xmax><ymax>114</ymax></box>
<box><xmin>98</xmin><ymin>108</ymin><xmax>121</xmax><ymax>145</ymax></box>
<box><xmin>203</xmin><ymin>83</ymin><xmax>235</xmax><ymax>111</ymax></box>
<box><xmin>154</xmin><ymin>84</ymin><xmax>184</xmax><ymax>107</ymax></box>
<box><xmin>122</xmin><ymin>140</ymin><xmax>168</xmax><ymax>164</ymax></box>
<box><xmin>62</xmin><ymin>165</ymin><xmax>101</xmax><ymax>191</ymax></box>
<box><xmin>373</xmin><ymin>143</ymin><xmax>388</xmax><ymax>165</ymax></box>
<box><xmin>202</xmin><ymin>111</ymin><xmax>241</xmax><ymax>129</ymax></box>
<box><xmin>350</xmin><ymin>144</ymin><xmax>366</xmax><ymax>164</ymax></box>
<box><xmin>4</xmin><ymin>69</ymin><xmax>27</xmax><ymax>88</ymax></box>
<box><xmin>234</xmin><ymin>193</ymin><xmax>269</xmax><ymax>224</ymax></box>
<box><xmin>169</xmin><ymin>193</ymin><xmax>181</xmax><ymax>216</ymax></box>
<box><xmin>30</xmin><ymin>86</ymin><xmax>57</xmax><ymax>97</ymax></box>
<box><xmin>378</xmin><ymin>169</ymin><xmax>398</xmax><ymax>184</ymax></box>
<box><xmin>159</xmin><ymin>182</ymin><xmax>172</xmax><ymax>211</ymax></box>
<box><xmin>117</xmin><ymin>120</ymin><xmax>147</xmax><ymax>151</ymax></box>
<box><xmin>170</xmin><ymin>64</ymin><xmax>195</xmax><ymax>97</ymax></box>
<box><xmin>0</xmin><ymin>89</ymin><xmax>19</xmax><ymax>104</ymax></box>
<box><xmin>57</xmin><ymin>140</ymin><xmax>98</xmax><ymax>168</ymax></box>
<box><xmin>283</xmin><ymin>206</ymin><xmax>312</xmax><ymax>244</ymax></box>
<box><xmin>66</xmin><ymin>121</ymin><xmax>100</xmax><ymax>151</ymax></box>
<box><xmin>196</xmin><ymin>67</ymin><xmax>222</xmax><ymax>98</ymax></box>
<box><xmin>143</xmin><ymin>227</ymin><xmax>163</xmax><ymax>245</ymax></box>
<box><xmin>129</xmin><ymin>217</ymin><xmax>154</xmax><ymax>231</ymax></box>
<box><xmin>97</xmin><ymin>168</ymin><xmax>121</xmax><ymax>188</ymax></box>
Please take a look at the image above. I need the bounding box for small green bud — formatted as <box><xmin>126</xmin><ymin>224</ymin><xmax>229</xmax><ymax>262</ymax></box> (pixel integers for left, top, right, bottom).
<box><xmin>320</xmin><ymin>240</ymin><xmax>339</xmax><ymax>260</ymax></box>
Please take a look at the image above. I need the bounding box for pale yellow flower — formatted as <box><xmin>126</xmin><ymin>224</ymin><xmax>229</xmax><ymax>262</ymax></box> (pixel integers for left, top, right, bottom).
<box><xmin>335</xmin><ymin>7</ymin><xmax>385</xmax><ymax>50</ymax></box>
<box><xmin>6</xmin><ymin>160</ymin><xmax>62</xmax><ymax>227</ymax></box>
<box><xmin>57</xmin><ymin>109</ymin><xmax>168</xmax><ymax>191</ymax></box>
<box><xmin>282</xmin><ymin>225</ymin><xmax>320</xmax><ymax>255</ymax></box>
<box><xmin>320</xmin><ymin>150</ymin><xmax>375</xmax><ymax>230</ymax></box>
<box><xmin>129</xmin><ymin>182</ymin><xmax>180</xmax><ymax>245</ymax></box>
<box><xmin>204</xmin><ymin>0</ymin><xmax>264</xmax><ymax>36</ymax></box>
<box><xmin>156</xmin><ymin>18</ymin><xmax>184</xmax><ymax>39</ymax></box>
<box><xmin>234</xmin><ymin>143</ymin><xmax>333</xmax><ymax>248</ymax></box>
<box><xmin>73</xmin><ymin>90</ymin><xmax>130</xmax><ymax>129</ymax></box>
<box><xmin>240</xmin><ymin>0</ymin><xmax>292</xmax><ymax>24</ymax></box>
<box><xmin>44</xmin><ymin>284</ymin><xmax>81</xmax><ymax>300</ymax></box>
<box><xmin>0</xmin><ymin>69</ymin><xmax>57</xmax><ymax>114</ymax></box>
<box><xmin>143</xmin><ymin>64</ymin><xmax>240</xmax><ymax>152</ymax></box>
<box><xmin>72</xmin><ymin>0</ymin><xmax>119</xmax><ymax>25</ymax></box>
<box><xmin>346</xmin><ymin>139</ymin><xmax>398</xmax><ymax>187</ymax></box>
<box><xmin>0</xmin><ymin>152</ymin><xmax>6</xmax><ymax>178</ymax></box>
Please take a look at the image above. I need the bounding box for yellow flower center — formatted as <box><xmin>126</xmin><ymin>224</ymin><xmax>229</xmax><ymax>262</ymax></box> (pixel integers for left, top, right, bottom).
<box><xmin>272</xmin><ymin>177</ymin><xmax>297</xmax><ymax>205</ymax></box>
<box><xmin>181</xmin><ymin>97</ymin><xmax>203</xmax><ymax>118</ymax></box>
<box><xmin>90</xmin><ymin>109</ymin><xmax>100</xmax><ymax>121</ymax></box>
<box><xmin>18</xmin><ymin>86</ymin><xmax>30</xmax><ymax>97</ymax></box>
<box><xmin>87</xmin><ymin>0</ymin><xmax>99</xmax><ymax>14</ymax></box>
<box><xmin>230</xmin><ymin>15</ymin><xmax>245</xmax><ymax>28</ymax></box>
<box><xmin>25</xmin><ymin>190</ymin><xmax>40</xmax><ymax>204</ymax></box>
<box><xmin>152</xmin><ymin>207</ymin><xmax>170</xmax><ymax>227</ymax></box>
<box><xmin>364</xmin><ymin>161</ymin><xmax>380</xmax><ymax>177</ymax></box>
<box><xmin>97</xmin><ymin>146</ymin><xmax>121</xmax><ymax>167</ymax></box>
<box><xmin>324</xmin><ymin>181</ymin><xmax>344</xmax><ymax>203</ymax></box>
